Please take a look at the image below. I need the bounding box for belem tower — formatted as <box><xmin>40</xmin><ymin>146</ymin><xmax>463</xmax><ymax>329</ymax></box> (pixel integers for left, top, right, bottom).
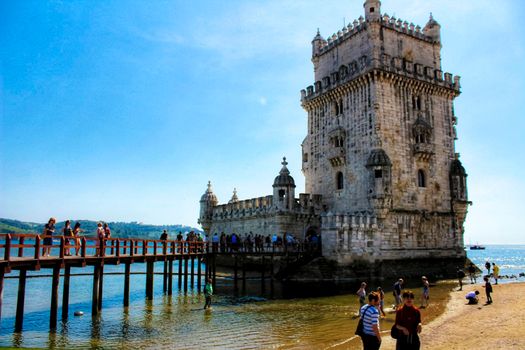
<box><xmin>198</xmin><ymin>0</ymin><xmax>470</xmax><ymax>277</ymax></box>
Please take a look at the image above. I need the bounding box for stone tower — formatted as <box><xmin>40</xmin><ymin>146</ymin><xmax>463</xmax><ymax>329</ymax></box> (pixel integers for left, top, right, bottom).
<box><xmin>300</xmin><ymin>1</ymin><xmax>470</xmax><ymax>264</ymax></box>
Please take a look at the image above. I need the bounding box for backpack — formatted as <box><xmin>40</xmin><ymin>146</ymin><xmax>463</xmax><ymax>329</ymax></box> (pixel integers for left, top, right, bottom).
<box><xmin>355</xmin><ymin>305</ymin><xmax>373</xmax><ymax>337</ymax></box>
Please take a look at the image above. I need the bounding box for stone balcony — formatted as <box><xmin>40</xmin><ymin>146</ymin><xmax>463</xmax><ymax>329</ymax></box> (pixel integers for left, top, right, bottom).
<box><xmin>327</xmin><ymin>147</ymin><xmax>346</xmax><ymax>166</ymax></box>
<box><xmin>413</xmin><ymin>143</ymin><xmax>434</xmax><ymax>161</ymax></box>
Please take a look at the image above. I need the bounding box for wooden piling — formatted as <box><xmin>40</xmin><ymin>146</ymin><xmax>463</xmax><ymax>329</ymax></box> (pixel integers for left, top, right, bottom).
<box><xmin>98</xmin><ymin>265</ymin><xmax>104</xmax><ymax>311</ymax></box>
<box><xmin>15</xmin><ymin>269</ymin><xmax>27</xmax><ymax>332</ymax></box>
<box><xmin>233</xmin><ymin>255</ymin><xmax>238</xmax><ymax>289</ymax></box>
<box><xmin>197</xmin><ymin>256</ymin><xmax>202</xmax><ymax>291</ymax></box>
<box><xmin>168</xmin><ymin>258</ymin><xmax>173</xmax><ymax>295</ymax></box>
<box><xmin>242</xmin><ymin>257</ymin><xmax>246</xmax><ymax>291</ymax></box>
<box><xmin>62</xmin><ymin>265</ymin><xmax>71</xmax><ymax>320</ymax></box>
<box><xmin>92</xmin><ymin>265</ymin><xmax>100</xmax><ymax>316</ymax></box>
<box><xmin>190</xmin><ymin>256</ymin><xmax>195</xmax><ymax>288</ymax></box>
<box><xmin>178</xmin><ymin>256</ymin><xmax>183</xmax><ymax>289</ymax></box>
<box><xmin>124</xmin><ymin>262</ymin><xmax>131</xmax><ymax>307</ymax></box>
<box><xmin>146</xmin><ymin>260</ymin><xmax>154</xmax><ymax>300</ymax></box>
<box><xmin>163</xmin><ymin>260</ymin><xmax>168</xmax><ymax>294</ymax></box>
<box><xmin>183</xmin><ymin>257</ymin><xmax>188</xmax><ymax>292</ymax></box>
<box><xmin>50</xmin><ymin>265</ymin><xmax>60</xmax><ymax>329</ymax></box>
<box><xmin>212</xmin><ymin>254</ymin><xmax>216</xmax><ymax>288</ymax></box>
<box><xmin>0</xmin><ymin>267</ymin><xmax>4</xmax><ymax>324</ymax></box>
<box><xmin>261</xmin><ymin>256</ymin><xmax>265</xmax><ymax>292</ymax></box>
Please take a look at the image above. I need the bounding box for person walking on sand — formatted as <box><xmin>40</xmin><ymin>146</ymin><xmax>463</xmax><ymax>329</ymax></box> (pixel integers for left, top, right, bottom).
<box><xmin>483</xmin><ymin>276</ymin><xmax>493</xmax><ymax>304</ymax></box>
<box><xmin>468</xmin><ymin>263</ymin><xmax>477</xmax><ymax>284</ymax></box>
<box><xmin>357</xmin><ymin>282</ymin><xmax>367</xmax><ymax>308</ymax></box>
<box><xmin>485</xmin><ymin>261</ymin><xmax>491</xmax><ymax>276</ymax></box>
<box><xmin>393</xmin><ymin>278</ymin><xmax>404</xmax><ymax>310</ymax></box>
<box><xmin>457</xmin><ymin>267</ymin><xmax>466</xmax><ymax>291</ymax></box>
<box><xmin>492</xmin><ymin>262</ymin><xmax>499</xmax><ymax>285</ymax></box>
<box><xmin>42</xmin><ymin>217</ymin><xmax>56</xmax><ymax>257</ymax></box>
<box><xmin>420</xmin><ymin>276</ymin><xmax>430</xmax><ymax>309</ymax></box>
<box><xmin>204</xmin><ymin>278</ymin><xmax>213</xmax><ymax>309</ymax></box>
<box><xmin>359</xmin><ymin>292</ymin><xmax>381</xmax><ymax>350</ymax></box>
<box><xmin>394</xmin><ymin>290</ymin><xmax>422</xmax><ymax>350</ymax></box>
<box><xmin>377</xmin><ymin>287</ymin><xmax>386</xmax><ymax>317</ymax></box>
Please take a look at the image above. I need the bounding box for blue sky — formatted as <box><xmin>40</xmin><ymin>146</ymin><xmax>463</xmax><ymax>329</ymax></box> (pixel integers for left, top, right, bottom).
<box><xmin>1</xmin><ymin>0</ymin><xmax>524</xmax><ymax>244</ymax></box>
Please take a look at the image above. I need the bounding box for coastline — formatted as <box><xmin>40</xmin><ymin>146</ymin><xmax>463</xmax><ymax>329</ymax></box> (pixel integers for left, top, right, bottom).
<box><xmin>379</xmin><ymin>281</ymin><xmax>525</xmax><ymax>349</ymax></box>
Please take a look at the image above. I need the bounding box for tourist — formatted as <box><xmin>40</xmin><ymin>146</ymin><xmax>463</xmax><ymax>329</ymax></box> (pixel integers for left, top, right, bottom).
<box><xmin>265</xmin><ymin>235</ymin><xmax>271</xmax><ymax>250</ymax></box>
<box><xmin>357</xmin><ymin>282</ymin><xmax>367</xmax><ymax>308</ymax></box>
<box><xmin>420</xmin><ymin>276</ymin><xmax>429</xmax><ymax>309</ymax></box>
<box><xmin>96</xmin><ymin>222</ymin><xmax>105</xmax><ymax>256</ymax></box>
<box><xmin>160</xmin><ymin>229</ymin><xmax>168</xmax><ymax>240</ymax></box>
<box><xmin>72</xmin><ymin>221</ymin><xmax>83</xmax><ymax>256</ymax></box>
<box><xmin>359</xmin><ymin>292</ymin><xmax>381</xmax><ymax>350</ymax></box>
<box><xmin>467</xmin><ymin>263</ymin><xmax>477</xmax><ymax>284</ymax></box>
<box><xmin>204</xmin><ymin>278</ymin><xmax>213</xmax><ymax>309</ymax></box>
<box><xmin>457</xmin><ymin>267</ymin><xmax>466</xmax><ymax>291</ymax></box>
<box><xmin>393</xmin><ymin>278</ymin><xmax>404</xmax><ymax>310</ymax></box>
<box><xmin>485</xmin><ymin>261</ymin><xmax>491</xmax><ymax>276</ymax></box>
<box><xmin>41</xmin><ymin>217</ymin><xmax>56</xmax><ymax>257</ymax></box>
<box><xmin>62</xmin><ymin>220</ymin><xmax>73</xmax><ymax>256</ymax></box>
<box><xmin>465</xmin><ymin>290</ymin><xmax>480</xmax><ymax>304</ymax></box>
<box><xmin>483</xmin><ymin>276</ymin><xmax>493</xmax><ymax>304</ymax></box>
<box><xmin>103</xmin><ymin>222</ymin><xmax>111</xmax><ymax>239</ymax></box>
<box><xmin>211</xmin><ymin>232</ymin><xmax>219</xmax><ymax>252</ymax></box>
<box><xmin>377</xmin><ymin>287</ymin><xmax>386</xmax><ymax>317</ymax></box>
<box><xmin>394</xmin><ymin>291</ymin><xmax>422</xmax><ymax>350</ymax></box>
<box><xmin>492</xmin><ymin>262</ymin><xmax>499</xmax><ymax>285</ymax></box>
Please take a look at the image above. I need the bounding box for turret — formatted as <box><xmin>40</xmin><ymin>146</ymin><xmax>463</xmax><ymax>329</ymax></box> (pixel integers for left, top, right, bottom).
<box><xmin>423</xmin><ymin>13</ymin><xmax>441</xmax><ymax>42</ymax></box>
<box><xmin>450</xmin><ymin>155</ymin><xmax>468</xmax><ymax>202</ymax></box>
<box><xmin>312</xmin><ymin>29</ymin><xmax>325</xmax><ymax>58</ymax></box>
<box><xmin>272</xmin><ymin>157</ymin><xmax>296</xmax><ymax>211</ymax></box>
<box><xmin>228</xmin><ymin>188</ymin><xmax>239</xmax><ymax>204</ymax></box>
<box><xmin>364</xmin><ymin>0</ymin><xmax>381</xmax><ymax>21</ymax></box>
<box><xmin>198</xmin><ymin>181</ymin><xmax>218</xmax><ymax>233</ymax></box>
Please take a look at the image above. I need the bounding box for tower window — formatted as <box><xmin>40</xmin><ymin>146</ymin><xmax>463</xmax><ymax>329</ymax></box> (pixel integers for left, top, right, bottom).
<box><xmin>418</xmin><ymin>170</ymin><xmax>426</xmax><ymax>188</ymax></box>
<box><xmin>278</xmin><ymin>189</ymin><xmax>285</xmax><ymax>198</ymax></box>
<box><xmin>375</xmin><ymin>169</ymin><xmax>382</xmax><ymax>178</ymax></box>
<box><xmin>336</xmin><ymin>172</ymin><xmax>344</xmax><ymax>190</ymax></box>
<box><xmin>370</xmin><ymin>7</ymin><xmax>375</xmax><ymax>13</ymax></box>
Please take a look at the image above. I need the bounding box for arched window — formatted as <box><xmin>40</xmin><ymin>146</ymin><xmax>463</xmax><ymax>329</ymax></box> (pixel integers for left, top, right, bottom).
<box><xmin>417</xmin><ymin>169</ymin><xmax>426</xmax><ymax>188</ymax></box>
<box><xmin>336</xmin><ymin>172</ymin><xmax>344</xmax><ymax>190</ymax></box>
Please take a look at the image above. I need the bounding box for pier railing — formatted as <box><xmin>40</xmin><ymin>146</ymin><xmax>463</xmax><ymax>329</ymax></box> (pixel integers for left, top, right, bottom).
<box><xmin>0</xmin><ymin>233</ymin><xmax>207</xmax><ymax>264</ymax></box>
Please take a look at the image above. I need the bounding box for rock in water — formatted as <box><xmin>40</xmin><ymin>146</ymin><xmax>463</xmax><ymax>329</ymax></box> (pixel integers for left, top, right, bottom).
<box><xmin>74</xmin><ymin>311</ymin><xmax>84</xmax><ymax>316</ymax></box>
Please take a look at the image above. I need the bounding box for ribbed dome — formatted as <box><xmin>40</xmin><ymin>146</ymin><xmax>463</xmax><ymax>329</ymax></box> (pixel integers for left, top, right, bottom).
<box><xmin>273</xmin><ymin>157</ymin><xmax>296</xmax><ymax>188</ymax></box>
<box><xmin>200</xmin><ymin>181</ymin><xmax>218</xmax><ymax>204</ymax></box>
<box><xmin>366</xmin><ymin>149</ymin><xmax>392</xmax><ymax>167</ymax></box>
<box><xmin>425</xmin><ymin>13</ymin><xmax>440</xmax><ymax>28</ymax></box>
<box><xmin>450</xmin><ymin>159</ymin><xmax>467</xmax><ymax>176</ymax></box>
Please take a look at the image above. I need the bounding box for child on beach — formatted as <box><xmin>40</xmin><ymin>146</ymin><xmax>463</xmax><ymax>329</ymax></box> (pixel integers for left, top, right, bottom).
<box><xmin>483</xmin><ymin>276</ymin><xmax>493</xmax><ymax>304</ymax></box>
<box><xmin>204</xmin><ymin>278</ymin><xmax>213</xmax><ymax>309</ymax></box>
<box><xmin>377</xmin><ymin>287</ymin><xmax>386</xmax><ymax>317</ymax></box>
<box><xmin>356</xmin><ymin>282</ymin><xmax>367</xmax><ymax>309</ymax></box>
<box><xmin>465</xmin><ymin>290</ymin><xmax>480</xmax><ymax>304</ymax></box>
<box><xmin>420</xmin><ymin>276</ymin><xmax>430</xmax><ymax>309</ymax></box>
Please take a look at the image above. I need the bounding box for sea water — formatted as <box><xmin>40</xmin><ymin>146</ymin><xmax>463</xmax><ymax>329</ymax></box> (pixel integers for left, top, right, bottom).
<box><xmin>0</xmin><ymin>245</ymin><xmax>523</xmax><ymax>349</ymax></box>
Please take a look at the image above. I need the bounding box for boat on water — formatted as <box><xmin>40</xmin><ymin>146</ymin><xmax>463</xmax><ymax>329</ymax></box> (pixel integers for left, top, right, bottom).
<box><xmin>469</xmin><ymin>244</ymin><xmax>486</xmax><ymax>250</ymax></box>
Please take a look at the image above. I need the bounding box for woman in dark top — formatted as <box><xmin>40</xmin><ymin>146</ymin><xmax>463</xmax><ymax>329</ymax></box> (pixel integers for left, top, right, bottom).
<box><xmin>63</xmin><ymin>220</ymin><xmax>73</xmax><ymax>256</ymax></box>
<box><xmin>394</xmin><ymin>290</ymin><xmax>422</xmax><ymax>350</ymax></box>
<box><xmin>42</xmin><ymin>217</ymin><xmax>56</xmax><ymax>257</ymax></box>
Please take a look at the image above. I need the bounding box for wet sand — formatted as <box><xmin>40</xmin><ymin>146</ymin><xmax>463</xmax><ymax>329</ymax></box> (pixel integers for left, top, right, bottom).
<box><xmin>379</xmin><ymin>282</ymin><xmax>525</xmax><ymax>349</ymax></box>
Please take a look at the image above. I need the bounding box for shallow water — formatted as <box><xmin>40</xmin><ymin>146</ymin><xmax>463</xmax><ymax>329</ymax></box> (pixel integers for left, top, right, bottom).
<box><xmin>1</xmin><ymin>245</ymin><xmax>522</xmax><ymax>349</ymax></box>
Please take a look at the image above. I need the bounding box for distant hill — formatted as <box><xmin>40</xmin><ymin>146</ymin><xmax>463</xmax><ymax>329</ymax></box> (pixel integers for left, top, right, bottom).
<box><xmin>0</xmin><ymin>218</ymin><xmax>202</xmax><ymax>239</ymax></box>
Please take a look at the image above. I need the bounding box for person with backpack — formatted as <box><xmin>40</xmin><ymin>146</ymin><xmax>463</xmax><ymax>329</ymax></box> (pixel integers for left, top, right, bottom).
<box><xmin>357</xmin><ymin>292</ymin><xmax>381</xmax><ymax>350</ymax></box>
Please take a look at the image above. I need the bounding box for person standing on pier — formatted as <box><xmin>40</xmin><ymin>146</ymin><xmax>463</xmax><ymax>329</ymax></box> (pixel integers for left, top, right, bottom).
<box><xmin>73</xmin><ymin>221</ymin><xmax>83</xmax><ymax>256</ymax></box>
<box><xmin>160</xmin><ymin>229</ymin><xmax>168</xmax><ymax>240</ymax></box>
<box><xmin>96</xmin><ymin>222</ymin><xmax>105</xmax><ymax>256</ymax></box>
<box><xmin>204</xmin><ymin>278</ymin><xmax>213</xmax><ymax>309</ymax></box>
<box><xmin>41</xmin><ymin>217</ymin><xmax>56</xmax><ymax>257</ymax></box>
<box><xmin>103</xmin><ymin>223</ymin><xmax>111</xmax><ymax>239</ymax></box>
<box><xmin>62</xmin><ymin>220</ymin><xmax>73</xmax><ymax>256</ymax></box>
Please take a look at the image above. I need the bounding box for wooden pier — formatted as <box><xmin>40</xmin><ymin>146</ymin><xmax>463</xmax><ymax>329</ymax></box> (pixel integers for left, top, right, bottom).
<box><xmin>0</xmin><ymin>233</ymin><xmax>319</xmax><ymax>333</ymax></box>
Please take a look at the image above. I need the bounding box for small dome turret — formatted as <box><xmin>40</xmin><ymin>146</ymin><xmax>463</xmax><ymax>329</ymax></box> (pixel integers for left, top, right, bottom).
<box><xmin>200</xmin><ymin>181</ymin><xmax>218</xmax><ymax>205</ymax></box>
<box><xmin>312</xmin><ymin>28</ymin><xmax>326</xmax><ymax>57</ymax></box>
<box><xmin>366</xmin><ymin>149</ymin><xmax>392</xmax><ymax>167</ymax></box>
<box><xmin>228</xmin><ymin>188</ymin><xmax>239</xmax><ymax>204</ymax></box>
<box><xmin>450</xmin><ymin>159</ymin><xmax>467</xmax><ymax>177</ymax></box>
<box><xmin>423</xmin><ymin>13</ymin><xmax>441</xmax><ymax>42</ymax></box>
<box><xmin>273</xmin><ymin>157</ymin><xmax>296</xmax><ymax>188</ymax></box>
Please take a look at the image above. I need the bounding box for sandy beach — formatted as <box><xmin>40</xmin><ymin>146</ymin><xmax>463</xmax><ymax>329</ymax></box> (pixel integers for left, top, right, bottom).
<box><xmin>379</xmin><ymin>281</ymin><xmax>525</xmax><ymax>349</ymax></box>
